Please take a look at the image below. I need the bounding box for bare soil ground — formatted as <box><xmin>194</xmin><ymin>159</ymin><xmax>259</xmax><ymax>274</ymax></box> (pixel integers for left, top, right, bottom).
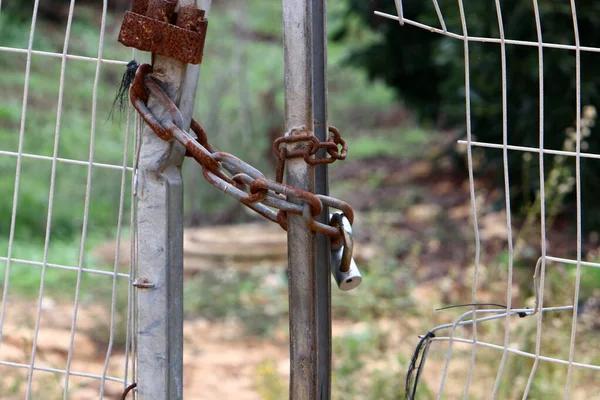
<box><xmin>0</xmin><ymin>296</ymin><xmax>453</xmax><ymax>399</ymax></box>
<box><xmin>2</xmin><ymin>152</ymin><xmax>593</xmax><ymax>399</ymax></box>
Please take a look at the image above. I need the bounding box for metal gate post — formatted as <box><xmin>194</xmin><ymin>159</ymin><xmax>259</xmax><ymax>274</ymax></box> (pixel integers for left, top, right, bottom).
<box><xmin>282</xmin><ymin>0</ymin><xmax>319</xmax><ymax>398</ymax></box>
<box><xmin>312</xmin><ymin>0</ymin><xmax>332</xmax><ymax>398</ymax></box>
<box><xmin>134</xmin><ymin>1</ymin><xmax>207</xmax><ymax>398</ymax></box>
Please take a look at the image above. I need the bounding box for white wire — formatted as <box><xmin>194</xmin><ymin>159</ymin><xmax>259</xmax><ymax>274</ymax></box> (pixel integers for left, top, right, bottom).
<box><xmin>393</xmin><ymin>0</ymin><xmax>404</xmax><ymax>25</ymax></box>
<box><xmin>98</xmin><ymin>59</ymin><xmax>134</xmax><ymax>398</ymax></box>
<box><xmin>490</xmin><ymin>1</ymin><xmax>515</xmax><ymax>397</ymax></box>
<box><xmin>522</xmin><ymin>2</ymin><xmax>547</xmax><ymax>398</ymax></box>
<box><xmin>375</xmin><ymin>11</ymin><xmax>600</xmax><ymax>54</ymax></box>
<box><xmin>26</xmin><ymin>1</ymin><xmax>77</xmax><ymax>396</ymax></box>
<box><xmin>433</xmin><ymin>306</ymin><xmax>573</xmax><ymax>397</ymax></box>
<box><xmin>463</xmin><ymin>0</ymin><xmax>479</xmax><ymax>397</ymax></box>
<box><xmin>128</xmin><ymin>112</ymin><xmax>143</xmax><ymax>391</ymax></box>
<box><xmin>437</xmin><ymin>1</ymin><xmax>481</xmax><ymax>397</ymax></box>
<box><xmin>455</xmin><ymin>140</ymin><xmax>600</xmax><ymax>160</ymax></box>
<box><xmin>1</xmin><ymin>0</ymin><xmax>40</xmax><ymax>390</ymax></box>
<box><xmin>63</xmin><ymin>1</ymin><xmax>109</xmax><ymax>397</ymax></box>
<box><xmin>429</xmin><ymin>337</ymin><xmax>600</xmax><ymax>371</ymax></box>
<box><xmin>0</xmin><ymin>150</ymin><xmax>134</xmax><ymax>171</ymax></box>
<box><xmin>565</xmin><ymin>2</ymin><xmax>582</xmax><ymax>398</ymax></box>
<box><xmin>124</xmin><ymin>93</ymin><xmax>141</xmax><ymax>394</ymax></box>
<box><xmin>545</xmin><ymin>256</ymin><xmax>600</xmax><ymax>269</ymax></box>
<box><xmin>431</xmin><ymin>0</ymin><xmax>447</xmax><ymax>32</ymax></box>
<box><xmin>0</xmin><ymin>257</ymin><xmax>129</xmax><ymax>278</ymax></box>
<box><xmin>0</xmin><ymin>360</ymin><xmax>128</xmax><ymax>383</ymax></box>
<box><xmin>427</xmin><ymin>306</ymin><xmax>572</xmax><ymax>336</ymax></box>
<box><xmin>0</xmin><ymin>45</ymin><xmax>127</xmax><ymax>65</ymax></box>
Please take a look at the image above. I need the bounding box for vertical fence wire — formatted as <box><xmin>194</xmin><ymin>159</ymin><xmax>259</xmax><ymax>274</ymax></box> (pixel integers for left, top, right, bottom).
<box><xmin>522</xmin><ymin>1</ymin><xmax>547</xmax><ymax>397</ymax></box>
<box><xmin>0</xmin><ymin>0</ymin><xmax>41</xmax><ymax>356</ymax></box>
<box><xmin>26</xmin><ymin>0</ymin><xmax>76</xmax><ymax>396</ymax></box>
<box><xmin>453</xmin><ymin>0</ymin><xmax>481</xmax><ymax>397</ymax></box>
<box><xmin>491</xmin><ymin>1</ymin><xmax>515</xmax><ymax>398</ymax></box>
<box><xmin>565</xmin><ymin>1</ymin><xmax>583</xmax><ymax>397</ymax></box>
<box><xmin>63</xmin><ymin>0</ymin><xmax>109</xmax><ymax>395</ymax></box>
<box><xmin>126</xmin><ymin>111</ymin><xmax>143</xmax><ymax>394</ymax></box>
<box><xmin>98</xmin><ymin>58</ymin><xmax>135</xmax><ymax>399</ymax></box>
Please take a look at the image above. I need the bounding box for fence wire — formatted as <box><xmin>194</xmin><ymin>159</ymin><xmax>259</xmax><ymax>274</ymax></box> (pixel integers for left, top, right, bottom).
<box><xmin>378</xmin><ymin>1</ymin><xmax>599</xmax><ymax>399</ymax></box>
<box><xmin>0</xmin><ymin>1</ymin><xmax>135</xmax><ymax>398</ymax></box>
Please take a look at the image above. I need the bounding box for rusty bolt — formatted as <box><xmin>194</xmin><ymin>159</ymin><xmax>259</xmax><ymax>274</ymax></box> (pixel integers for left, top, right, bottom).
<box><xmin>132</xmin><ymin>277</ymin><xmax>156</xmax><ymax>289</ymax></box>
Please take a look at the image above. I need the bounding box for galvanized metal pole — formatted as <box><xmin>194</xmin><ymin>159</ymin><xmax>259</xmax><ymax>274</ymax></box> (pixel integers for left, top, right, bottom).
<box><xmin>134</xmin><ymin>1</ymin><xmax>207</xmax><ymax>399</ymax></box>
<box><xmin>282</xmin><ymin>0</ymin><xmax>318</xmax><ymax>399</ymax></box>
<box><xmin>312</xmin><ymin>0</ymin><xmax>331</xmax><ymax>398</ymax></box>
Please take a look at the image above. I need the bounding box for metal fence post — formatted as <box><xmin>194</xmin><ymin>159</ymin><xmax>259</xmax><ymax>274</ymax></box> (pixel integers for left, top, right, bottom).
<box><xmin>134</xmin><ymin>1</ymin><xmax>207</xmax><ymax>398</ymax></box>
<box><xmin>282</xmin><ymin>0</ymin><xmax>318</xmax><ymax>399</ymax></box>
<box><xmin>312</xmin><ymin>0</ymin><xmax>332</xmax><ymax>398</ymax></box>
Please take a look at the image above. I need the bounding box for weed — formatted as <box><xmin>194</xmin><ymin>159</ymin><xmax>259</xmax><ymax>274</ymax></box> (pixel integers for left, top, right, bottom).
<box><xmin>331</xmin><ymin>325</ymin><xmax>413</xmax><ymax>400</ymax></box>
<box><xmin>255</xmin><ymin>361</ymin><xmax>287</xmax><ymax>400</ymax></box>
<box><xmin>183</xmin><ymin>266</ymin><xmax>288</xmax><ymax>337</ymax></box>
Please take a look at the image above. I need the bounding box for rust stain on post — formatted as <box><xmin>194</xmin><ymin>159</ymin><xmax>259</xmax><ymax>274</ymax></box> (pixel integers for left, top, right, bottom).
<box><xmin>177</xmin><ymin>6</ymin><xmax>206</xmax><ymax>31</ymax></box>
<box><xmin>131</xmin><ymin>0</ymin><xmax>150</xmax><ymax>15</ymax></box>
<box><xmin>147</xmin><ymin>0</ymin><xmax>177</xmax><ymax>22</ymax></box>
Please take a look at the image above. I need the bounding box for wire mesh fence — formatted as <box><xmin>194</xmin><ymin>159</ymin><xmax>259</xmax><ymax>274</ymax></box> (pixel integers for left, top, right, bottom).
<box><xmin>377</xmin><ymin>1</ymin><xmax>600</xmax><ymax>399</ymax></box>
<box><xmin>0</xmin><ymin>1</ymin><xmax>136</xmax><ymax>398</ymax></box>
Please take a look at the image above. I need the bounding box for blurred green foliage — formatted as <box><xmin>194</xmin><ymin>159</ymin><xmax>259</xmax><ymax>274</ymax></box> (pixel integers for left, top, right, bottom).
<box><xmin>335</xmin><ymin>1</ymin><xmax>600</xmax><ymax>229</ymax></box>
<box><xmin>0</xmin><ymin>1</ymin><xmax>407</xmax><ymax>243</ymax></box>
<box><xmin>0</xmin><ymin>12</ymin><xmax>133</xmax><ymax>240</ymax></box>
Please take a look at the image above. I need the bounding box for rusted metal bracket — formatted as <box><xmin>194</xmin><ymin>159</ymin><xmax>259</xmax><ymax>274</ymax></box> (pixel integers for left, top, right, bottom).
<box><xmin>118</xmin><ymin>0</ymin><xmax>208</xmax><ymax>64</ymax></box>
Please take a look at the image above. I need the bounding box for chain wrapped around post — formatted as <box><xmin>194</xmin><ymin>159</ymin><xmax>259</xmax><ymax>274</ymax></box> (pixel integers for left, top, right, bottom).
<box><xmin>272</xmin><ymin>126</ymin><xmax>347</xmax><ymax>183</ymax></box>
<box><xmin>129</xmin><ymin>63</ymin><xmax>354</xmax><ymax>240</ymax></box>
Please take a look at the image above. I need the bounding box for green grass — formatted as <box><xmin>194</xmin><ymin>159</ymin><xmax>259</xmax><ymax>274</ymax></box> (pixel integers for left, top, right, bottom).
<box><xmin>332</xmin><ymin>326</ymin><xmax>404</xmax><ymax>398</ymax></box>
<box><xmin>349</xmin><ymin>128</ymin><xmax>429</xmax><ymax>159</ymax></box>
<box><xmin>183</xmin><ymin>266</ymin><xmax>289</xmax><ymax>336</ymax></box>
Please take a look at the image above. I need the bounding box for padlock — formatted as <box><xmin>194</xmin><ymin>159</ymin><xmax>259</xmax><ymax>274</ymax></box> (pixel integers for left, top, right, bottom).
<box><xmin>329</xmin><ymin>212</ymin><xmax>362</xmax><ymax>291</ymax></box>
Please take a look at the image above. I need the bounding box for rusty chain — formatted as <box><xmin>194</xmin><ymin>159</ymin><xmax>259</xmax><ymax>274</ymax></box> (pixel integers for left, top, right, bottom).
<box><xmin>129</xmin><ymin>63</ymin><xmax>353</xmax><ymax>239</ymax></box>
<box><xmin>272</xmin><ymin>125</ymin><xmax>347</xmax><ymax>183</ymax></box>
<box><xmin>120</xmin><ymin>383</ymin><xmax>137</xmax><ymax>400</ymax></box>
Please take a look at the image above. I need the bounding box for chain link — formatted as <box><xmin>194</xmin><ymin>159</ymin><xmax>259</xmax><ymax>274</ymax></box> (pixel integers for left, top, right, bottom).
<box><xmin>272</xmin><ymin>126</ymin><xmax>347</xmax><ymax>183</ymax></box>
<box><xmin>130</xmin><ymin>64</ymin><xmax>353</xmax><ymax>238</ymax></box>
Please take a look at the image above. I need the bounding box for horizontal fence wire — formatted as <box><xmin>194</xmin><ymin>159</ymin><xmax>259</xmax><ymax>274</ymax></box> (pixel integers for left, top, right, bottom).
<box><xmin>0</xmin><ymin>150</ymin><xmax>134</xmax><ymax>171</ymax></box>
<box><xmin>0</xmin><ymin>45</ymin><xmax>129</xmax><ymax>65</ymax></box>
<box><xmin>376</xmin><ymin>11</ymin><xmax>600</xmax><ymax>54</ymax></box>
<box><xmin>378</xmin><ymin>1</ymin><xmax>600</xmax><ymax>399</ymax></box>
<box><xmin>0</xmin><ymin>256</ymin><xmax>130</xmax><ymax>278</ymax></box>
<box><xmin>0</xmin><ymin>1</ymin><xmax>135</xmax><ymax>398</ymax></box>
